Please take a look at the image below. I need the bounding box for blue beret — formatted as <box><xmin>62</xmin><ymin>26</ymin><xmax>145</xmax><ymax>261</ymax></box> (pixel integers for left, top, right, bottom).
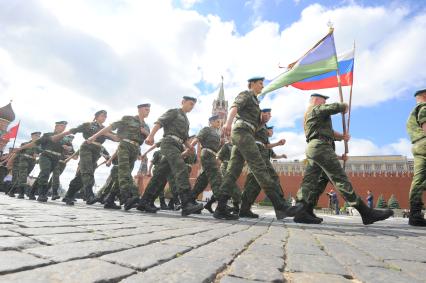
<box><xmin>266</xmin><ymin>125</ymin><xmax>274</xmax><ymax>130</ymax></box>
<box><xmin>183</xmin><ymin>96</ymin><xmax>197</xmax><ymax>102</ymax></box>
<box><xmin>414</xmin><ymin>89</ymin><xmax>426</xmax><ymax>97</ymax></box>
<box><xmin>55</xmin><ymin>121</ymin><xmax>67</xmax><ymax>125</ymax></box>
<box><xmin>248</xmin><ymin>76</ymin><xmax>265</xmax><ymax>83</ymax></box>
<box><xmin>310</xmin><ymin>93</ymin><xmax>329</xmax><ymax>100</ymax></box>
<box><xmin>95</xmin><ymin>110</ymin><xmax>107</xmax><ymax>117</ymax></box>
<box><xmin>138</xmin><ymin>103</ymin><xmax>151</xmax><ymax>108</ymax></box>
<box><xmin>261</xmin><ymin>108</ymin><xmax>271</xmax><ymax>113</ymax></box>
<box><xmin>209</xmin><ymin>115</ymin><xmax>220</xmax><ymax>122</ymax></box>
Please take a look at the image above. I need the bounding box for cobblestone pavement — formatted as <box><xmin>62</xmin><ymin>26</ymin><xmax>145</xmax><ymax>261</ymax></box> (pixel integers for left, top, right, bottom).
<box><xmin>0</xmin><ymin>197</ymin><xmax>424</xmax><ymax>283</ymax></box>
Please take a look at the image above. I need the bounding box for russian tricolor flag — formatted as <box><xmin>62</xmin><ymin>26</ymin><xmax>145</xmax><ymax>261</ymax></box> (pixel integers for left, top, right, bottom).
<box><xmin>291</xmin><ymin>49</ymin><xmax>354</xmax><ymax>90</ymax></box>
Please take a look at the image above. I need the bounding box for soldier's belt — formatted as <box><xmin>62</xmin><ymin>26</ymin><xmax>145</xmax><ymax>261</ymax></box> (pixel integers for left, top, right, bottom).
<box><xmin>166</xmin><ymin>135</ymin><xmax>184</xmax><ymax>144</ymax></box>
<box><xmin>122</xmin><ymin>139</ymin><xmax>140</xmax><ymax>146</ymax></box>
<box><xmin>234</xmin><ymin>120</ymin><xmax>256</xmax><ymax>132</ymax></box>
<box><xmin>22</xmin><ymin>154</ymin><xmax>36</xmax><ymax>160</ymax></box>
<box><xmin>201</xmin><ymin>148</ymin><xmax>217</xmax><ymax>156</ymax></box>
<box><xmin>44</xmin><ymin>150</ymin><xmax>62</xmax><ymax>157</ymax></box>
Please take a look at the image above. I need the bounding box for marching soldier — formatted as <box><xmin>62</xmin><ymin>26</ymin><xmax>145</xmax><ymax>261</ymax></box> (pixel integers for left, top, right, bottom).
<box><xmin>137</xmin><ymin>96</ymin><xmax>203</xmax><ymax>216</ymax></box>
<box><xmin>294</xmin><ymin>93</ymin><xmax>393</xmax><ymax>225</ymax></box>
<box><xmin>17</xmin><ymin>121</ymin><xmax>69</xmax><ymax>202</ymax></box>
<box><xmin>8</xmin><ymin>132</ymin><xmax>42</xmax><ymax>198</ymax></box>
<box><xmin>216</xmin><ymin>77</ymin><xmax>302</xmax><ymax>220</ymax></box>
<box><xmin>88</xmin><ymin>104</ymin><xmax>151</xmax><ymax>210</ymax></box>
<box><xmin>406</xmin><ymin>89</ymin><xmax>426</xmax><ymax>226</ymax></box>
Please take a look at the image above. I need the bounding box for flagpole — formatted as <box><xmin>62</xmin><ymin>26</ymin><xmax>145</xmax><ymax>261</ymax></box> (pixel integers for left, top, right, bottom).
<box><xmin>347</xmin><ymin>41</ymin><xmax>355</xmax><ymax>134</ymax></box>
<box><xmin>328</xmin><ymin>25</ymin><xmax>349</xmax><ymax>169</ymax></box>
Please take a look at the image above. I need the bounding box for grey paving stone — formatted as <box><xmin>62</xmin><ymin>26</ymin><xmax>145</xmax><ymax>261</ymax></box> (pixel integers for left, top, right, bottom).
<box><xmin>288</xmin><ymin>272</ymin><xmax>352</xmax><ymax>283</ymax></box>
<box><xmin>0</xmin><ymin>258</ymin><xmax>135</xmax><ymax>283</ymax></box>
<box><xmin>220</xmin><ymin>275</ymin><xmax>266</xmax><ymax>283</ymax></box>
<box><xmin>385</xmin><ymin>260</ymin><xmax>426</xmax><ymax>282</ymax></box>
<box><xmin>101</xmin><ymin>242</ymin><xmax>191</xmax><ymax>270</ymax></box>
<box><xmin>25</xmin><ymin>240</ymin><xmax>131</xmax><ymax>262</ymax></box>
<box><xmin>0</xmin><ymin>236</ymin><xmax>40</xmax><ymax>250</ymax></box>
<box><xmin>0</xmin><ymin>251</ymin><xmax>50</xmax><ymax>274</ymax></box>
<box><xmin>349</xmin><ymin>265</ymin><xmax>423</xmax><ymax>283</ymax></box>
<box><xmin>286</xmin><ymin>253</ymin><xmax>348</xmax><ymax>276</ymax></box>
<box><xmin>10</xmin><ymin>226</ymin><xmax>88</xmax><ymax>236</ymax></box>
<box><xmin>0</xmin><ymin>230</ymin><xmax>22</xmax><ymax>237</ymax></box>
<box><xmin>31</xmin><ymin>232</ymin><xmax>107</xmax><ymax>245</ymax></box>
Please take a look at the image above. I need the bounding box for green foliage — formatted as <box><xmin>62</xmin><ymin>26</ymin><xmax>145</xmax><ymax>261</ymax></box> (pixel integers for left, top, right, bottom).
<box><xmin>387</xmin><ymin>194</ymin><xmax>400</xmax><ymax>209</ymax></box>
<box><xmin>376</xmin><ymin>194</ymin><xmax>387</xmax><ymax>208</ymax></box>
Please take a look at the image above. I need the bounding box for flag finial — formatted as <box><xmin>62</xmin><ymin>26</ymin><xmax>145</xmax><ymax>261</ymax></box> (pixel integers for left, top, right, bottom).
<box><xmin>327</xmin><ymin>20</ymin><xmax>334</xmax><ymax>33</ymax></box>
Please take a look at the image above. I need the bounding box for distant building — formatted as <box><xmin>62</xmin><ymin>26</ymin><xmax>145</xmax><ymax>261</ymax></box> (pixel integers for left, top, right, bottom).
<box><xmin>0</xmin><ymin>102</ymin><xmax>16</xmax><ymax>153</ymax></box>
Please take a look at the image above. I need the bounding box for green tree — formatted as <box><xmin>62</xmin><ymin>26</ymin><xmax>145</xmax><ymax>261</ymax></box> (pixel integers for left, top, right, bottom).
<box><xmin>376</xmin><ymin>194</ymin><xmax>387</xmax><ymax>208</ymax></box>
<box><xmin>387</xmin><ymin>194</ymin><xmax>400</xmax><ymax>209</ymax></box>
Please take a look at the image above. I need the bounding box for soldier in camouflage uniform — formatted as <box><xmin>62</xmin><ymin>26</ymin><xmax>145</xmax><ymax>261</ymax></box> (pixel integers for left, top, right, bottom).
<box><xmin>216</xmin><ymin>77</ymin><xmax>302</xmax><ymax>220</ymax></box>
<box><xmin>48</xmin><ymin>135</ymin><xmax>75</xmax><ymax>200</ymax></box>
<box><xmin>294</xmin><ymin>93</ymin><xmax>393</xmax><ymax>225</ymax></box>
<box><xmin>60</xmin><ymin>110</ymin><xmax>116</xmax><ymax>205</ymax></box>
<box><xmin>0</xmin><ymin>151</ymin><xmax>11</xmax><ymax>192</ymax></box>
<box><xmin>17</xmin><ymin>121</ymin><xmax>69</xmax><ymax>202</ymax></box>
<box><xmin>137</xmin><ymin>96</ymin><xmax>203</xmax><ymax>216</ymax></box>
<box><xmin>190</xmin><ymin>115</ymin><xmax>229</xmax><ymax>213</ymax></box>
<box><xmin>89</xmin><ymin>104</ymin><xmax>151</xmax><ymax>210</ymax></box>
<box><xmin>101</xmin><ymin>151</ymin><xmax>121</xmax><ymax>209</ymax></box>
<box><xmin>8</xmin><ymin>132</ymin><xmax>42</xmax><ymax>198</ymax></box>
<box><xmin>240</xmin><ymin>109</ymin><xmax>288</xmax><ymax>218</ymax></box>
<box><xmin>406</xmin><ymin>89</ymin><xmax>426</xmax><ymax>226</ymax></box>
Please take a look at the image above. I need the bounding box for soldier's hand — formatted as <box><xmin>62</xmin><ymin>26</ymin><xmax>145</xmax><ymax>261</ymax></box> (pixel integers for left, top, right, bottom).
<box><xmin>87</xmin><ymin>137</ymin><xmax>94</xmax><ymax>144</ymax></box>
<box><xmin>341</xmin><ymin>154</ymin><xmax>349</xmax><ymax>162</ymax></box>
<box><xmin>106</xmin><ymin>160</ymin><xmax>112</xmax><ymax>167</ymax></box>
<box><xmin>342</xmin><ymin>133</ymin><xmax>351</xmax><ymax>142</ymax></box>
<box><xmin>342</xmin><ymin>103</ymin><xmax>349</xmax><ymax>114</ymax></box>
<box><xmin>222</xmin><ymin>123</ymin><xmax>232</xmax><ymax>137</ymax></box>
<box><xmin>277</xmin><ymin>139</ymin><xmax>286</xmax><ymax>146</ymax></box>
<box><xmin>145</xmin><ymin>136</ymin><xmax>154</xmax><ymax>146</ymax></box>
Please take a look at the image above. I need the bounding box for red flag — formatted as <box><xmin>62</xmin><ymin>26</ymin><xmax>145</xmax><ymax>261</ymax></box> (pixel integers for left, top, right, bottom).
<box><xmin>2</xmin><ymin>122</ymin><xmax>20</xmax><ymax>140</ymax></box>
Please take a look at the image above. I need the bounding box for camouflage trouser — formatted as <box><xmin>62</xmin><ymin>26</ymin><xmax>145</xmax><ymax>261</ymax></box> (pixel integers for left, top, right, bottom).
<box><xmin>191</xmin><ymin>151</ymin><xmax>224</xmax><ymax>200</ymax></box>
<box><xmin>296</xmin><ymin>140</ymin><xmax>360</xmax><ymax>206</ymax></box>
<box><xmin>219</xmin><ymin>162</ymin><xmax>241</xmax><ymax>203</ymax></box>
<box><xmin>97</xmin><ymin>165</ymin><xmax>118</xmax><ymax>199</ymax></box>
<box><xmin>142</xmin><ymin>139</ymin><xmax>190</xmax><ymax>200</ymax></box>
<box><xmin>216</xmin><ymin>127</ymin><xmax>280</xmax><ymax>205</ymax></box>
<box><xmin>409</xmin><ymin>138</ymin><xmax>426</xmax><ymax>206</ymax></box>
<box><xmin>16</xmin><ymin>157</ymin><xmax>36</xmax><ymax>190</ymax></box>
<box><xmin>0</xmin><ymin>166</ymin><xmax>8</xmax><ymax>192</ymax></box>
<box><xmin>117</xmin><ymin>141</ymin><xmax>139</xmax><ymax>198</ymax></box>
<box><xmin>79</xmin><ymin>143</ymin><xmax>102</xmax><ymax>198</ymax></box>
<box><xmin>37</xmin><ymin>153</ymin><xmax>60</xmax><ymax>195</ymax></box>
<box><xmin>241</xmin><ymin>147</ymin><xmax>284</xmax><ymax>207</ymax></box>
<box><xmin>48</xmin><ymin>161</ymin><xmax>66</xmax><ymax>196</ymax></box>
<box><xmin>10</xmin><ymin>158</ymin><xmax>20</xmax><ymax>190</ymax></box>
<box><xmin>65</xmin><ymin>169</ymin><xmax>84</xmax><ymax>199</ymax></box>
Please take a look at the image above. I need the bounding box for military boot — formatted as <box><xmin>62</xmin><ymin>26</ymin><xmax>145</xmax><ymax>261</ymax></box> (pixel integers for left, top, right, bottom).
<box><xmin>36</xmin><ymin>186</ymin><xmax>48</xmax><ymax>202</ymax></box>
<box><xmin>239</xmin><ymin>201</ymin><xmax>259</xmax><ymax>218</ymax></box>
<box><xmin>167</xmin><ymin>197</ymin><xmax>175</xmax><ymax>210</ymax></box>
<box><xmin>203</xmin><ymin>195</ymin><xmax>216</xmax><ymax>214</ymax></box>
<box><xmin>17</xmin><ymin>186</ymin><xmax>25</xmax><ymax>199</ymax></box>
<box><xmin>354</xmin><ymin>200</ymin><xmax>393</xmax><ymax>225</ymax></box>
<box><xmin>213</xmin><ymin>196</ymin><xmax>239</xmax><ymax>220</ymax></box>
<box><xmin>232</xmin><ymin>201</ymin><xmax>240</xmax><ymax>215</ymax></box>
<box><xmin>293</xmin><ymin>202</ymin><xmax>322</xmax><ymax>224</ymax></box>
<box><xmin>181</xmin><ymin>192</ymin><xmax>204</xmax><ymax>216</ymax></box>
<box><xmin>137</xmin><ymin>195</ymin><xmax>158</xmax><ymax>213</ymax></box>
<box><xmin>159</xmin><ymin>196</ymin><xmax>168</xmax><ymax>210</ymax></box>
<box><xmin>28</xmin><ymin>186</ymin><xmax>36</xmax><ymax>200</ymax></box>
<box><xmin>268</xmin><ymin>192</ymin><xmax>304</xmax><ymax>220</ymax></box>
<box><xmin>7</xmin><ymin>186</ymin><xmax>15</xmax><ymax>197</ymax></box>
<box><xmin>104</xmin><ymin>191</ymin><xmax>121</xmax><ymax>210</ymax></box>
<box><xmin>408</xmin><ymin>202</ymin><xmax>426</xmax><ymax>227</ymax></box>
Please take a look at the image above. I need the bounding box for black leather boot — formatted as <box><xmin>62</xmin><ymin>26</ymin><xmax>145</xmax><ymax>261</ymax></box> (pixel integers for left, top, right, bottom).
<box><xmin>37</xmin><ymin>185</ymin><xmax>48</xmax><ymax>202</ymax></box>
<box><xmin>167</xmin><ymin>198</ymin><xmax>175</xmax><ymax>210</ymax></box>
<box><xmin>104</xmin><ymin>191</ymin><xmax>121</xmax><ymax>210</ymax></box>
<box><xmin>354</xmin><ymin>200</ymin><xmax>393</xmax><ymax>225</ymax></box>
<box><xmin>294</xmin><ymin>202</ymin><xmax>323</xmax><ymax>224</ymax></box>
<box><xmin>213</xmin><ymin>196</ymin><xmax>239</xmax><ymax>220</ymax></box>
<box><xmin>17</xmin><ymin>186</ymin><xmax>25</xmax><ymax>199</ymax></box>
<box><xmin>408</xmin><ymin>202</ymin><xmax>426</xmax><ymax>227</ymax></box>
<box><xmin>239</xmin><ymin>201</ymin><xmax>259</xmax><ymax>218</ymax></box>
<box><xmin>137</xmin><ymin>195</ymin><xmax>158</xmax><ymax>213</ymax></box>
<box><xmin>159</xmin><ymin>196</ymin><xmax>168</xmax><ymax>210</ymax></box>
<box><xmin>203</xmin><ymin>195</ymin><xmax>216</xmax><ymax>214</ymax></box>
<box><xmin>181</xmin><ymin>192</ymin><xmax>204</xmax><ymax>216</ymax></box>
<box><xmin>268</xmin><ymin>192</ymin><xmax>304</xmax><ymax>220</ymax></box>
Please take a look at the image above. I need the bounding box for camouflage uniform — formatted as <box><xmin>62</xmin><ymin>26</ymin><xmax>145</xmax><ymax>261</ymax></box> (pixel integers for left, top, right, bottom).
<box><xmin>217</xmin><ymin>142</ymin><xmax>242</xmax><ymax>203</ymax></box>
<box><xmin>66</xmin><ymin>122</ymin><xmax>109</xmax><ymax>201</ymax></box>
<box><xmin>48</xmin><ymin>137</ymin><xmax>74</xmax><ymax>198</ymax></box>
<box><xmin>14</xmin><ymin>142</ymin><xmax>41</xmax><ymax>197</ymax></box>
<box><xmin>97</xmin><ymin>155</ymin><xmax>119</xmax><ymax>203</ymax></box>
<box><xmin>111</xmin><ymin>116</ymin><xmax>149</xmax><ymax>200</ymax></box>
<box><xmin>406</xmin><ymin>102</ymin><xmax>426</xmax><ymax>209</ymax></box>
<box><xmin>216</xmin><ymin>91</ymin><xmax>285</xmax><ymax>211</ymax></box>
<box><xmin>191</xmin><ymin>126</ymin><xmax>222</xmax><ymax>200</ymax></box>
<box><xmin>33</xmin><ymin>133</ymin><xmax>66</xmax><ymax>201</ymax></box>
<box><xmin>0</xmin><ymin>153</ymin><xmax>9</xmax><ymax>192</ymax></box>
<box><xmin>140</xmin><ymin>108</ymin><xmax>194</xmax><ymax>206</ymax></box>
<box><xmin>241</xmin><ymin>126</ymin><xmax>284</xmax><ymax>210</ymax></box>
<box><xmin>296</xmin><ymin>103</ymin><xmax>360</xmax><ymax>205</ymax></box>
